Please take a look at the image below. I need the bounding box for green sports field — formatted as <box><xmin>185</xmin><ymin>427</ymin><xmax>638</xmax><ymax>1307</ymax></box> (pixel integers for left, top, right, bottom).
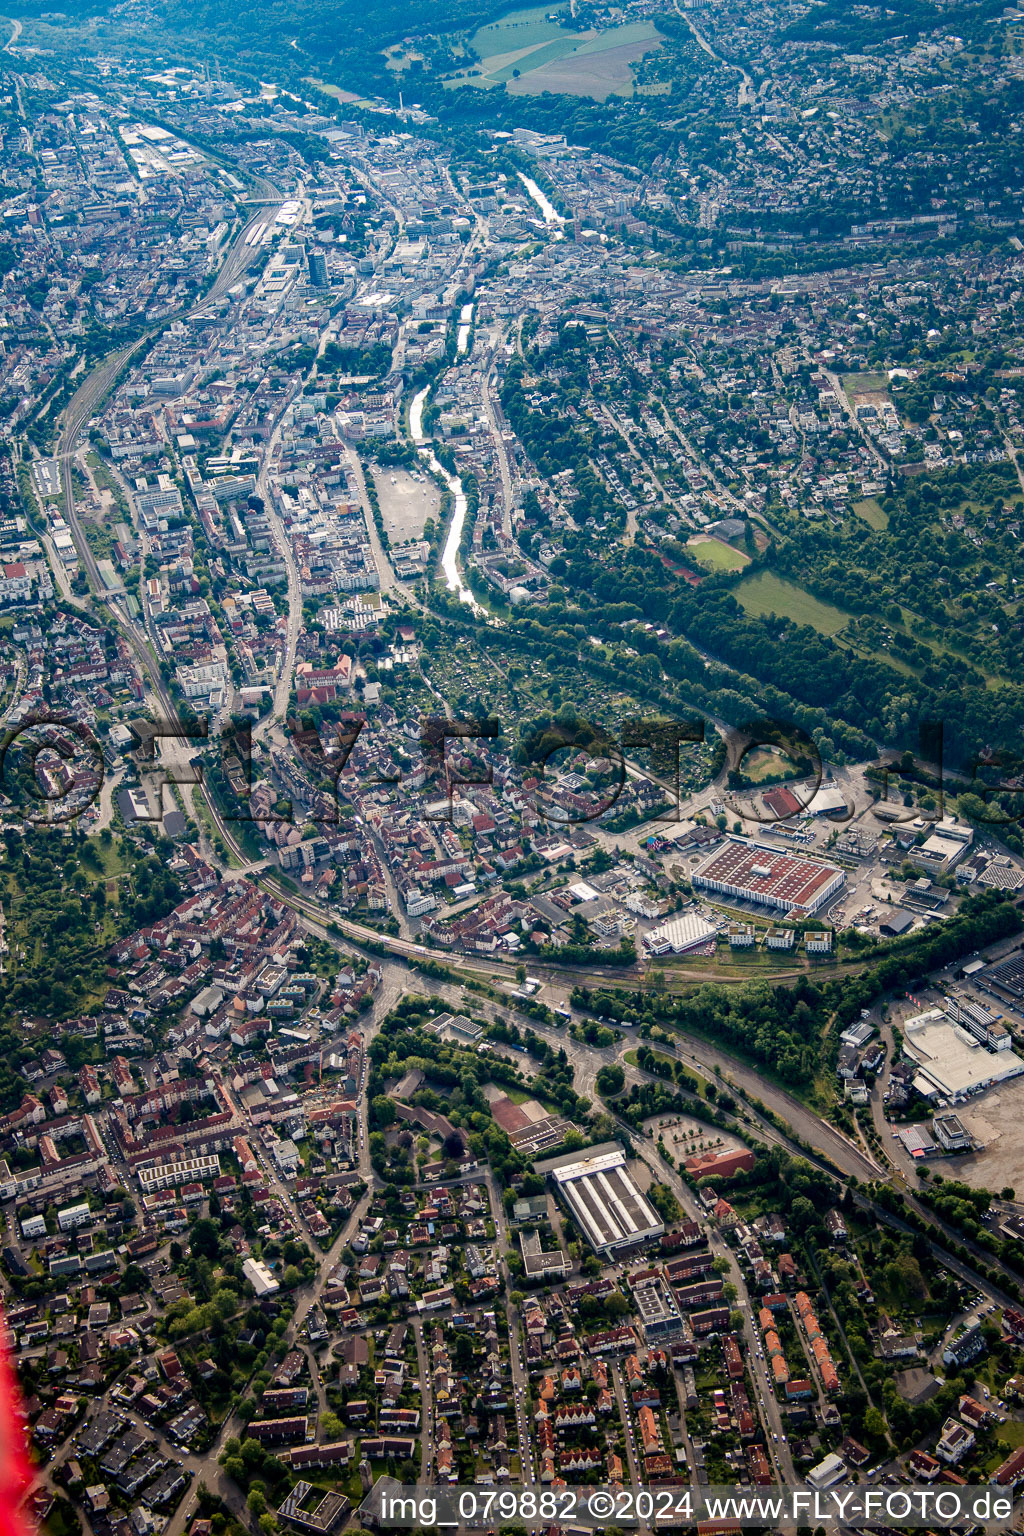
<box><xmin>735</xmin><ymin>570</ymin><xmax>850</xmax><ymax>635</ymax></box>
<box><xmin>688</xmin><ymin>536</ymin><xmax>750</xmax><ymax>572</ymax></box>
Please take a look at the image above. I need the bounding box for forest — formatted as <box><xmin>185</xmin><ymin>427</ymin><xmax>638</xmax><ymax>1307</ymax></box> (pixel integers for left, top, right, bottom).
<box><xmin>575</xmin><ymin>890</ymin><xmax>1021</xmax><ymax>1084</ymax></box>
<box><xmin>0</xmin><ymin>827</ymin><xmax>185</xmax><ymax>1108</ymax></box>
<box><xmin>502</xmin><ymin>360</ymin><xmax>1024</xmax><ymax>765</ymax></box>
<box><xmin>365</xmin><ymin>995</ymin><xmax>591</xmax><ymax>1187</ymax></box>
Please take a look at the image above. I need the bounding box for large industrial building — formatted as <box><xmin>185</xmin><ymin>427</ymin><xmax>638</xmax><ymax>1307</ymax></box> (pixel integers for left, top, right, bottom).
<box><xmin>536</xmin><ymin>1142</ymin><xmax>664</xmax><ymax>1257</ymax></box>
<box><xmin>902</xmin><ymin>1009</ymin><xmax>1024</xmax><ymax>1104</ymax></box>
<box><xmin>643</xmin><ymin>911</ymin><xmax>717</xmax><ymax>955</ymax></box>
<box><xmin>979</xmin><ymin>953</ymin><xmax>1024</xmax><ymax>1005</ymax></box>
<box><xmin>691</xmin><ymin>838</ymin><xmax>845</xmax><ymax>915</ymax></box>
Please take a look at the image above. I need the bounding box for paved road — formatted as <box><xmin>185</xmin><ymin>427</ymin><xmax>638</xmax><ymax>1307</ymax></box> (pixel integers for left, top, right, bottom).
<box><xmin>411</xmin><ymin>1319</ymin><xmax>433</xmax><ymax>1479</ymax></box>
<box><xmin>0</xmin><ymin>652</ymin><xmax>25</xmax><ymax>727</ymax></box>
<box><xmin>164</xmin><ymin>1032</ymin><xmax>378</xmax><ymax>1536</ymax></box>
<box><xmin>629</xmin><ymin>1131</ymin><xmax>795</xmax><ymax>1483</ymax></box>
<box><xmin>344</xmin><ymin>450</ymin><xmax>406</xmax><ymax>598</ymax></box>
<box><xmin>611</xmin><ymin>1359</ymin><xmax>644</xmax><ymax>1486</ymax></box>
<box><xmin>633</xmin><ymin>1032</ymin><xmax>882</xmax><ymax>1182</ymax></box>
<box><xmin>253</xmin><ymin>408</ymin><xmax>302</xmax><ymax>732</ymax></box>
<box><xmin>56</xmin><ymin>202</ymin><xmax>280</xmax><ymax>602</ymax></box>
<box><xmin>486</xmin><ymin>1168</ymin><xmax>535</xmax><ymax>1484</ymax></box>
<box><xmin>482</xmin><ymin>345</ymin><xmax>516</xmax><ymax>538</ymax></box>
<box><xmin>672</xmin><ymin>0</ymin><xmax>755</xmax><ymax>109</ymax></box>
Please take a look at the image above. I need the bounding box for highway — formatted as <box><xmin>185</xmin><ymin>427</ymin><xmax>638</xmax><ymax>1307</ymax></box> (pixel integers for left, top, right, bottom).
<box><xmin>251</xmin><ymin>401</ymin><xmax>302</xmax><ymax>734</ymax></box>
<box><xmin>626</xmin><ymin>1032</ymin><xmax>883</xmax><ymax>1183</ymax></box>
<box><xmin>55</xmin><ymin>202</ymin><xmax>279</xmax><ymax>602</ymax></box>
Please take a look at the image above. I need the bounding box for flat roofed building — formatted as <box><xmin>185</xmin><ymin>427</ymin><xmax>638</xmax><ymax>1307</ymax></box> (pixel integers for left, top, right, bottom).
<box><xmin>903</xmin><ymin>1011</ymin><xmax>1024</xmax><ymax>1104</ymax></box>
<box><xmin>643</xmin><ymin>912</ymin><xmax>717</xmax><ymax>955</ymax></box>
<box><xmin>537</xmin><ymin>1142</ymin><xmax>664</xmax><ymax>1257</ymax></box>
<box><xmin>632</xmin><ymin>1275</ymin><xmax>684</xmax><ymax>1341</ymax></box>
<box><xmin>933</xmin><ymin>1113</ymin><xmax>971</xmax><ymax>1152</ymax></box>
<box><xmin>270</xmin><ymin>1139</ymin><xmax>301</xmax><ymax>1177</ymax></box>
<box><xmin>519</xmin><ymin>1229</ymin><xmax>570</xmax><ymax>1279</ymax></box>
<box><xmin>691</xmin><ymin>838</ymin><xmax>844</xmax><ymax>915</ymax></box>
<box><xmin>137</xmin><ymin>1154</ymin><xmax>221</xmax><ymax>1194</ymax></box>
<box><xmin>278</xmin><ymin>1481</ymin><xmax>349</xmax><ymax>1533</ymax></box>
<box><xmin>807</xmin><ymin>1452</ymin><xmax>847</xmax><ymax>1490</ymax></box>
<box><xmin>57</xmin><ymin>1202</ymin><xmax>91</xmax><ymax>1232</ymax></box>
<box><xmin>945</xmin><ymin>994</ymin><xmax>1012</xmax><ymax>1050</ymax></box>
<box><xmin>980</xmin><ymin>953</ymin><xmax>1024</xmax><ymax>1002</ymax></box>
<box><xmin>243</xmin><ymin>1257</ymin><xmax>280</xmax><ymax>1297</ymax></box>
<box><xmin>912</xmin><ymin>817</ymin><xmax>973</xmax><ymax>871</ymax></box>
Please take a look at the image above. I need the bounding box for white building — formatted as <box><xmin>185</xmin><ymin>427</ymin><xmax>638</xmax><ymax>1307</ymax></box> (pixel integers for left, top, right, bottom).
<box><xmin>643</xmin><ymin>912</ymin><xmax>716</xmax><ymax>955</ymax></box>
<box><xmin>136</xmin><ymin>1154</ymin><xmax>221</xmax><ymax>1194</ymax></box>
<box><xmin>933</xmin><ymin>1113</ymin><xmax>971</xmax><ymax>1152</ymax></box>
<box><xmin>936</xmin><ymin>1417</ymin><xmax>975</xmax><ymax>1464</ymax></box>
<box><xmin>903</xmin><ymin>1011</ymin><xmax>1024</xmax><ymax>1104</ymax></box>
<box><xmin>243</xmin><ymin>1257</ymin><xmax>280</xmax><ymax>1298</ymax></box>
<box><xmin>807</xmin><ymin>1452</ymin><xmax>847</xmax><ymax>1490</ymax></box>
<box><xmin>177</xmin><ymin>658</ymin><xmax>229</xmax><ymax>702</ymax></box>
<box><xmin>270</xmin><ymin>1138</ymin><xmax>302</xmax><ymax>1178</ymax></box>
<box><xmin>912</xmin><ymin>817</ymin><xmax>973</xmax><ymax>871</ymax></box>
<box><xmin>538</xmin><ymin>1142</ymin><xmax>664</xmax><ymax>1258</ymax></box>
<box><xmin>57</xmin><ymin>1202</ymin><xmax>92</xmax><ymax>1232</ymax></box>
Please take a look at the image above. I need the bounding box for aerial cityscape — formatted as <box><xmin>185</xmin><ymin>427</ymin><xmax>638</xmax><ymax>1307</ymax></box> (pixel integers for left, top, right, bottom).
<box><xmin>3</xmin><ymin>0</ymin><xmax>1024</xmax><ymax>1531</ymax></box>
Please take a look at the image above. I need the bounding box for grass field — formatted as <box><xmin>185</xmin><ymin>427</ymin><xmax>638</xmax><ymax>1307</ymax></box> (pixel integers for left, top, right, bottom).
<box><xmin>489</xmin><ymin>35</ymin><xmax>581</xmax><ymax>82</ymax></box>
<box><xmin>735</xmin><ymin>570</ymin><xmax>850</xmax><ymax>636</ymax></box>
<box><xmin>739</xmin><ymin>746</ymin><xmax>796</xmax><ymax>783</ymax></box>
<box><xmin>842</xmin><ymin>634</ymin><xmax>917</xmax><ymax>678</ymax></box>
<box><xmin>306</xmin><ymin>77</ymin><xmax>366</xmax><ymax>104</ymax></box>
<box><xmin>471</xmin><ymin>5</ymin><xmax>568</xmax><ymax>56</ymax></box>
<box><xmin>510</xmin><ymin>23</ymin><xmax>661</xmax><ymax>98</ymax></box>
<box><xmin>452</xmin><ymin>6</ymin><xmax>661</xmax><ymax>99</ymax></box>
<box><xmin>852</xmin><ymin>496</ymin><xmax>889</xmax><ymax>530</ymax></box>
<box><xmin>688</xmin><ymin>536</ymin><xmax>750</xmax><ymax>572</ymax></box>
<box><xmin>625</xmin><ymin>1048</ymin><xmax>678</xmax><ymax>1075</ymax></box>
<box><xmin>842</xmin><ymin>371</ymin><xmax>890</xmax><ymax>398</ymax></box>
<box><xmin>191</xmin><ymin>787</ymin><xmax>243</xmax><ymax>868</ymax></box>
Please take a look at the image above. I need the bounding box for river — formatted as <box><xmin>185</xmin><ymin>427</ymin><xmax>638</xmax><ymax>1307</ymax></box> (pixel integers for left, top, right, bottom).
<box><xmin>518</xmin><ymin>172</ymin><xmax>565</xmax><ymax>227</ymax></box>
<box><xmin>409</xmin><ymin>384</ymin><xmax>482</xmax><ymax>613</ymax></box>
<box><xmin>456</xmin><ymin>301</ymin><xmax>474</xmax><ymax>357</ymax></box>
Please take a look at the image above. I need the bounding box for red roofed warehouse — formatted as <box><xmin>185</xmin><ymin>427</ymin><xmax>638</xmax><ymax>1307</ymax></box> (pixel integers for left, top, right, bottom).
<box><xmin>692</xmin><ymin>838</ymin><xmax>844</xmax><ymax>915</ymax></box>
